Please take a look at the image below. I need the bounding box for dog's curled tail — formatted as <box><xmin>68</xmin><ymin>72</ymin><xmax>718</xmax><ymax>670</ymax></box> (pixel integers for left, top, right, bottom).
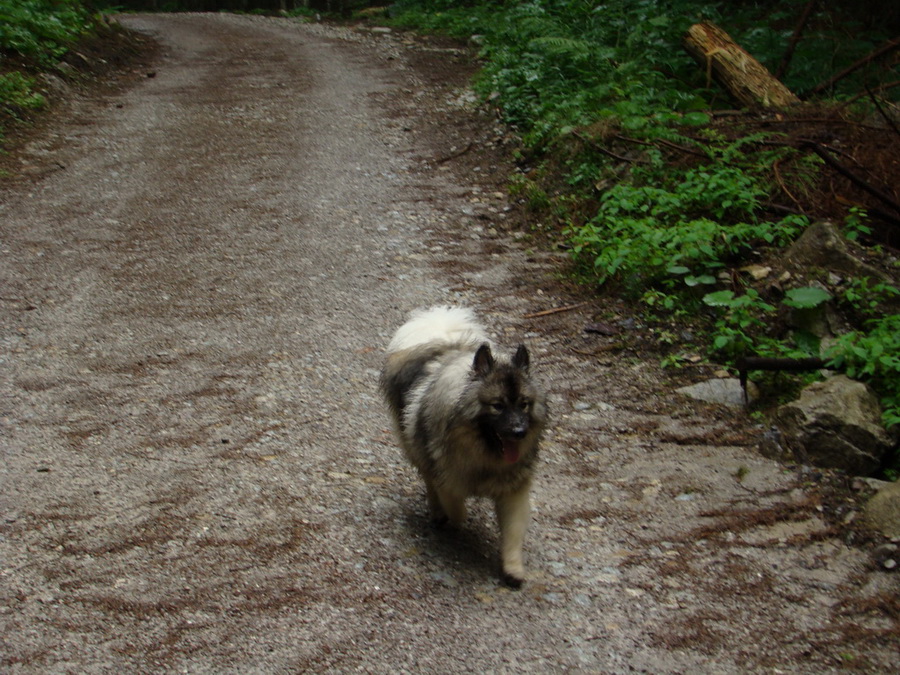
<box><xmin>386</xmin><ymin>305</ymin><xmax>489</xmax><ymax>353</ymax></box>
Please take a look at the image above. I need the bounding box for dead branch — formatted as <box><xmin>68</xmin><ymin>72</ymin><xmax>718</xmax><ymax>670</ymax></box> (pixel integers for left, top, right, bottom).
<box><xmin>866</xmin><ymin>86</ymin><xmax>900</xmax><ymax>139</ymax></box>
<box><xmin>523</xmin><ymin>302</ymin><xmax>588</xmax><ymax>319</ymax></box>
<box><xmin>776</xmin><ymin>0</ymin><xmax>818</xmax><ymax>80</ymax></box>
<box><xmin>435</xmin><ymin>143</ymin><xmax>473</xmax><ymax>164</ymax></box>
<box><xmin>573</xmin><ymin>131</ymin><xmax>647</xmax><ymax>164</ymax></box>
<box><xmin>807</xmin><ymin>36</ymin><xmax>900</xmax><ymax>97</ymax></box>
<box><xmin>613</xmin><ymin>133</ymin><xmax>707</xmax><ymax>159</ymax></box>
<box><xmin>837</xmin><ymin>79</ymin><xmax>900</xmax><ymax>108</ymax></box>
<box><xmin>803</xmin><ymin>140</ymin><xmax>900</xmax><ymax>217</ymax></box>
<box><xmin>772</xmin><ymin>158</ymin><xmax>803</xmax><ymax>212</ymax></box>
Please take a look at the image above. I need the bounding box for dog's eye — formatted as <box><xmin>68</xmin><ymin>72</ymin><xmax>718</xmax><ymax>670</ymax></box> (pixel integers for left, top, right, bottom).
<box><xmin>489</xmin><ymin>402</ymin><xmax>505</xmax><ymax>412</ymax></box>
<box><xmin>519</xmin><ymin>399</ymin><xmax>531</xmax><ymax>411</ymax></box>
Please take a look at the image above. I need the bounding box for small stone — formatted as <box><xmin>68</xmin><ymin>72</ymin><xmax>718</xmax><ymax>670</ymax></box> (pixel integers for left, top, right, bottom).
<box><xmin>866</xmin><ymin>483</ymin><xmax>900</xmax><ymax>540</ymax></box>
<box><xmin>872</xmin><ymin>543</ymin><xmax>899</xmax><ymax>571</ymax></box>
<box><xmin>677</xmin><ymin>377</ymin><xmax>757</xmax><ymax>407</ymax></box>
<box><xmin>740</xmin><ymin>264</ymin><xmax>771</xmax><ymax>280</ymax></box>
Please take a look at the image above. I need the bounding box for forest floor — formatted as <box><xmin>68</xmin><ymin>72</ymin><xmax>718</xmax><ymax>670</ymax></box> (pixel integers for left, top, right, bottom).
<box><xmin>0</xmin><ymin>13</ymin><xmax>897</xmax><ymax>673</ymax></box>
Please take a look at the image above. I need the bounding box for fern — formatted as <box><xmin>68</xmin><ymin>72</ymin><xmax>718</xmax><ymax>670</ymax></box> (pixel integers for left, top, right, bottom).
<box><xmin>528</xmin><ymin>36</ymin><xmax>591</xmax><ymax>58</ymax></box>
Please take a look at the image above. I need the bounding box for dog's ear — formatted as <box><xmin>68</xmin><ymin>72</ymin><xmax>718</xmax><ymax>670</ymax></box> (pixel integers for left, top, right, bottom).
<box><xmin>473</xmin><ymin>343</ymin><xmax>494</xmax><ymax>377</ymax></box>
<box><xmin>512</xmin><ymin>344</ymin><xmax>529</xmax><ymax>371</ymax></box>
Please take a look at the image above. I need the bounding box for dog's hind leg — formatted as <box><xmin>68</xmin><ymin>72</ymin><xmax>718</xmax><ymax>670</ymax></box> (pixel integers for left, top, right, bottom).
<box><xmin>496</xmin><ymin>488</ymin><xmax>531</xmax><ymax>587</ymax></box>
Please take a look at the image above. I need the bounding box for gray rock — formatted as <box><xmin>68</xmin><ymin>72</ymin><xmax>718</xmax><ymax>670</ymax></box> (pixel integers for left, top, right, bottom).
<box><xmin>676</xmin><ymin>377</ymin><xmax>757</xmax><ymax>407</ymax></box>
<box><xmin>774</xmin><ymin>375</ymin><xmax>893</xmax><ymax>474</ymax></box>
<box><xmin>865</xmin><ymin>482</ymin><xmax>900</xmax><ymax>540</ymax></box>
<box><xmin>785</xmin><ymin>220</ymin><xmax>891</xmax><ymax>285</ymax></box>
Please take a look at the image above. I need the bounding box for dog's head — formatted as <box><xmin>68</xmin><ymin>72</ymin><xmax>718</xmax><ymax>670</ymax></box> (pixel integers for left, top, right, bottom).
<box><xmin>472</xmin><ymin>343</ymin><xmax>545</xmax><ymax>463</ymax></box>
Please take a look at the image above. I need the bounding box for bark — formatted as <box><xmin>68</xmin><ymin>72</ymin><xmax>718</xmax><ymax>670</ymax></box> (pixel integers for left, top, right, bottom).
<box><xmin>683</xmin><ymin>22</ymin><xmax>800</xmax><ymax>108</ymax></box>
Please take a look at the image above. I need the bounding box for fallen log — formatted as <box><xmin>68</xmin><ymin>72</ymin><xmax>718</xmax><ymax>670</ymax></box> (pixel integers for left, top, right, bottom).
<box><xmin>683</xmin><ymin>22</ymin><xmax>800</xmax><ymax>108</ymax></box>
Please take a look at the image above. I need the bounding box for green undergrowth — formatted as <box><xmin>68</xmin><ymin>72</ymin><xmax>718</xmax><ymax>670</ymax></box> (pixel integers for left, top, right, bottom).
<box><xmin>0</xmin><ymin>0</ymin><xmax>97</xmax><ymax>138</ymax></box>
<box><xmin>390</xmin><ymin>1</ymin><xmax>899</xmax><ymax>470</ymax></box>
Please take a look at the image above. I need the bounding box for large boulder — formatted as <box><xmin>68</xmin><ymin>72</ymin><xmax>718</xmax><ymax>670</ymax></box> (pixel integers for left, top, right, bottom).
<box><xmin>784</xmin><ymin>220</ymin><xmax>890</xmax><ymax>284</ymax></box>
<box><xmin>773</xmin><ymin>375</ymin><xmax>893</xmax><ymax>475</ymax></box>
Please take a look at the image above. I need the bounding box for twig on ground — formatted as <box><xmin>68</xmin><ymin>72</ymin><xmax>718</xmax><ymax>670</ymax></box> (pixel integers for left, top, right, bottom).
<box><xmin>524</xmin><ymin>302</ymin><xmax>588</xmax><ymax>319</ymax></box>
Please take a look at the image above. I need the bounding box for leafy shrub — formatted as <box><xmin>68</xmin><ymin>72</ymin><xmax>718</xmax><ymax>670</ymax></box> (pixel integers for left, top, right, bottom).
<box><xmin>0</xmin><ymin>0</ymin><xmax>91</xmax><ymax>65</ymax></box>
<box><xmin>0</xmin><ymin>72</ymin><xmax>46</xmax><ymax>114</ymax></box>
<box><xmin>827</xmin><ymin>315</ymin><xmax>900</xmax><ymax>429</ymax></box>
<box><xmin>567</xmin><ymin>161</ymin><xmax>806</xmax><ymax>288</ymax></box>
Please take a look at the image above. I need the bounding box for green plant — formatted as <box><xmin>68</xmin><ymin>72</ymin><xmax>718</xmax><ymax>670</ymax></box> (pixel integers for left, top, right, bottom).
<box><xmin>843</xmin><ymin>206</ymin><xmax>872</xmax><ymax>242</ymax></box>
<box><xmin>702</xmin><ymin>288</ymin><xmax>776</xmax><ymax>358</ymax></box>
<box><xmin>0</xmin><ymin>0</ymin><xmax>96</xmax><ymax>140</ymax></box>
<box><xmin>567</xmin><ymin>159</ymin><xmax>807</xmax><ymax>288</ymax></box>
<box><xmin>782</xmin><ymin>286</ymin><xmax>832</xmax><ymax>309</ymax></box>
<box><xmin>701</xmin><ymin>285</ymin><xmax>832</xmax><ymax>360</ymax></box>
<box><xmin>0</xmin><ymin>72</ymin><xmax>46</xmax><ymax>115</ymax></box>
<box><xmin>826</xmin><ymin>314</ymin><xmax>900</xmax><ymax>429</ymax></box>
<box><xmin>839</xmin><ymin>277</ymin><xmax>899</xmax><ymax>316</ymax></box>
<box><xmin>0</xmin><ymin>0</ymin><xmax>91</xmax><ymax>66</ymax></box>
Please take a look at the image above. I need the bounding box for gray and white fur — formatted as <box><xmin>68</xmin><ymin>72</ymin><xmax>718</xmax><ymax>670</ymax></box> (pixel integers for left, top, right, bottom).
<box><xmin>380</xmin><ymin>306</ymin><xmax>547</xmax><ymax>586</ymax></box>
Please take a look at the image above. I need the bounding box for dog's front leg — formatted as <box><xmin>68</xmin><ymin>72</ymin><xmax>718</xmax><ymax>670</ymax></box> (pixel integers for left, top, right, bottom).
<box><xmin>427</xmin><ymin>479</ymin><xmax>466</xmax><ymax>527</ymax></box>
<box><xmin>496</xmin><ymin>488</ymin><xmax>530</xmax><ymax>587</ymax></box>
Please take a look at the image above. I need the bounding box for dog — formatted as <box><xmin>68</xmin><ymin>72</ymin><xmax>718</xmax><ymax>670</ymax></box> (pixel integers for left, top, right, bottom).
<box><xmin>380</xmin><ymin>306</ymin><xmax>547</xmax><ymax>586</ymax></box>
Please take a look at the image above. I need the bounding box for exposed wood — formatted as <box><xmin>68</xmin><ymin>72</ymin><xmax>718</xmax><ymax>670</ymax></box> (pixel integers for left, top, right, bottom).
<box><xmin>683</xmin><ymin>22</ymin><xmax>800</xmax><ymax>108</ymax></box>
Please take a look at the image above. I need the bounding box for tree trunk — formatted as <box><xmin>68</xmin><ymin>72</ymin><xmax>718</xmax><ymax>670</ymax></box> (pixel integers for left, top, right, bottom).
<box><xmin>683</xmin><ymin>22</ymin><xmax>800</xmax><ymax>108</ymax></box>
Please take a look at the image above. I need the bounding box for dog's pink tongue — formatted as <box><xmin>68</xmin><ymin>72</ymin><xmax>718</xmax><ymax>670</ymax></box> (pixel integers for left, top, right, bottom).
<box><xmin>502</xmin><ymin>440</ymin><xmax>520</xmax><ymax>463</ymax></box>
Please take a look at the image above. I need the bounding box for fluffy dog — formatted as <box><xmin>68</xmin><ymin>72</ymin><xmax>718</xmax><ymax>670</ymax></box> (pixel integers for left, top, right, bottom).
<box><xmin>380</xmin><ymin>306</ymin><xmax>547</xmax><ymax>586</ymax></box>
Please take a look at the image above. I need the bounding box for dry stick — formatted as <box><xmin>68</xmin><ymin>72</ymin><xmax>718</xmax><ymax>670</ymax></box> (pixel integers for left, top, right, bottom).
<box><xmin>614</xmin><ymin>133</ymin><xmax>707</xmax><ymax>159</ymax></box>
<box><xmin>837</xmin><ymin>78</ymin><xmax>900</xmax><ymax>108</ymax></box>
<box><xmin>775</xmin><ymin>0</ymin><xmax>818</xmax><ymax>80</ymax></box>
<box><xmin>807</xmin><ymin>36</ymin><xmax>900</xmax><ymax>97</ymax></box>
<box><xmin>772</xmin><ymin>158</ymin><xmax>803</xmax><ymax>212</ymax></box>
<box><xmin>803</xmin><ymin>141</ymin><xmax>900</xmax><ymax>219</ymax></box>
<box><xmin>573</xmin><ymin>131</ymin><xmax>647</xmax><ymax>164</ymax></box>
<box><xmin>435</xmin><ymin>143</ymin><xmax>473</xmax><ymax>164</ymax></box>
<box><xmin>656</xmin><ymin>137</ymin><xmax>708</xmax><ymax>158</ymax></box>
<box><xmin>523</xmin><ymin>302</ymin><xmax>588</xmax><ymax>319</ymax></box>
<box><xmin>866</xmin><ymin>86</ymin><xmax>900</xmax><ymax>139</ymax></box>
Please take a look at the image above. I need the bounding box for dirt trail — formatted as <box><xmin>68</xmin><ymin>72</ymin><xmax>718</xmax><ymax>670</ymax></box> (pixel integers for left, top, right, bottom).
<box><xmin>0</xmin><ymin>13</ymin><xmax>896</xmax><ymax>673</ymax></box>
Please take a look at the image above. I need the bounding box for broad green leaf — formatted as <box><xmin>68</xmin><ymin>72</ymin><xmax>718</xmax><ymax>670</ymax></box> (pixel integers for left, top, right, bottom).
<box><xmin>783</xmin><ymin>286</ymin><xmax>832</xmax><ymax>309</ymax></box>
<box><xmin>703</xmin><ymin>290</ymin><xmax>736</xmax><ymax>307</ymax></box>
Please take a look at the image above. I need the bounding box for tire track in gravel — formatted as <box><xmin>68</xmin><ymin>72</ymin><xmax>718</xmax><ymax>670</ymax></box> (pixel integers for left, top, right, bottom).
<box><xmin>1</xmin><ymin>13</ymin><xmax>896</xmax><ymax>674</ymax></box>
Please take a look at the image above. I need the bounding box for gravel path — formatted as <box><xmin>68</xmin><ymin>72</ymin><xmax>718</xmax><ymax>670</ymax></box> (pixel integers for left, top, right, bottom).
<box><xmin>1</xmin><ymin>13</ymin><xmax>896</xmax><ymax>673</ymax></box>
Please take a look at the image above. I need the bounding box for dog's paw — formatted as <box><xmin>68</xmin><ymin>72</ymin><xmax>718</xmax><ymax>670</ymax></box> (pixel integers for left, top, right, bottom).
<box><xmin>501</xmin><ymin>570</ymin><xmax>525</xmax><ymax>589</ymax></box>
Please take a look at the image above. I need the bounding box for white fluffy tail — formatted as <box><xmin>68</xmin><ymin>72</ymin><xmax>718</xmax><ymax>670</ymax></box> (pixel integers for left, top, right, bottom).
<box><xmin>387</xmin><ymin>306</ymin><xmax>489</xmax><ymax>353</ymax></box>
